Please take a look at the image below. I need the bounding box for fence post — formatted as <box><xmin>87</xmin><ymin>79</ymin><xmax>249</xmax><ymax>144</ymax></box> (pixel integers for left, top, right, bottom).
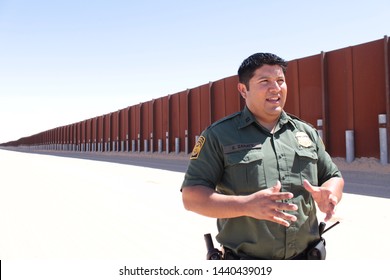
<box><xmin>379</xmin><ymin>114</ymin><xmax>388</xmax><ymax>164</ymax></box>
<box><xmin>345</xmin><ymin>130</ymin><xmax>355</xmax><ymax>163</ymax></box>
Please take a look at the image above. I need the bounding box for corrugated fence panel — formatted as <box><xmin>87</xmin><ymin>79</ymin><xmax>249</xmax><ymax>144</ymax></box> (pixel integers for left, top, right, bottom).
<box><xmin>118</xmin><ymin>108</ymin><xmax>128</xmax><ymax>151</ymax></box>
<box><xmin>352</xmin><ymin>39</ymin><xmax>387</xmax><ymax>158</ymax></box>
<box><xmin>200</xmin><ymin>84</ymin><xmax>211</xmax><ymax>131</ymax></box>
<box><xmin>161</xmin><ymin>96</ymin><xmax>169</xmax><ymax>151</ymax></box>
<box><xmin>188</xmin><ymin>87</ymin><xmax>201</xmax><ymax>143</ymax></box>
<box><xmin>81</xmin><ymin>121</ymin><xmax>85</xmax><ymax>149</ymax></box>
<box><xmin>224</xmin><ymin>75</ymin><xmax>242</xmax><ymax>115</ymax></box>
<box><xmin>92</xmin><ymin>117</ymin><xmax>98</xmax><ymax>151</ymax></box>
<box><xmin>97</xmin><ymin>116</ymin><xmax>103</xmax><ymax>150</ymax></box>
<box><xmin>134</xmin><ymin>104</ymin><xmax>142</xmax><ymax>151</ymax></box>
<box><xmin>153</xmin><ymin>98</ymin><xmax>164</xmax><ymax>152</ymax></box>
<box><xmin>326</xmin><ymin>47</ymin><xmax>354</xmax><ymax>157</ymax></box>
<box><xmin>129</xmin><ymin>105</ymin><xmax>137</xmax><ymax>151</ymax></box>
<box><xmin>104</xmin><ymin>113</ymin><xmax>111</xmax><ymax>151</ymax></box>
<box><xmin>140</xmin><ymin>101</ymin><xmax>150</xmax><ymax>151</ymax></box>
<box><xmin>169</xmin><ymin>92</ymin><xmax>181</xmax><ymax>153</ymax></box>
<box><xmin>297</xmin><ymin>54</ymin><xmax>323</xmax><ymax>127</ymax></box>
<box><xmin>285</xmin><ymin>59</ymin><xmax>300</xmax><ymax>116</ymax></box>
<box><xmin>179</xmin><ymin>91</ymin><xmax>188</xmax><ymax>152</ymax></box>
<box><xmin>112</xmin><ymin>111</ymin><xmax>119</xmax><ymax>151</ymax></box>
<box><xmin>211</xmin><ymin>78</ymin><xmax>227</xmax><ymax>122</ymax></box>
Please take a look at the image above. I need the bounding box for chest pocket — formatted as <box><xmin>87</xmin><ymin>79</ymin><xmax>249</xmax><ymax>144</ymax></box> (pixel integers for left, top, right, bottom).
<box><xmin>223</xmin><ymin>149</ymin><xmax>266</xmax><ymax>195</ymax></box>
<box><xmin>293</xmin><ymin>148</ymin><xmax>319</xmax><ymax>185</ymax></box>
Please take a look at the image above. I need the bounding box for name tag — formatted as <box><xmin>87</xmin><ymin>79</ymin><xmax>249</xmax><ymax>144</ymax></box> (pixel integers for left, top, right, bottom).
<box><xmin>223</xmin><ymin>143</ymin><xmax>262</xmax><ymax>154</ymax></box>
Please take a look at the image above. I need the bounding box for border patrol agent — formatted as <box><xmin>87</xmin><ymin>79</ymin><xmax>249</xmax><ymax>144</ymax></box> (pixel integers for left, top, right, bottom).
<box><xmin>181</xmin><ymin>53</ymin><xmax>344</xmax><ymax>260</ymax></box>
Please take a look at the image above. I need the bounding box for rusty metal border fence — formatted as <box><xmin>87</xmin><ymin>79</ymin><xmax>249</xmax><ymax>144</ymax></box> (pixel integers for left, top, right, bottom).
<box><xmin>1</xmin><ymin>37</ymin><xmax>389</xmax><ymax>163</ymax></box>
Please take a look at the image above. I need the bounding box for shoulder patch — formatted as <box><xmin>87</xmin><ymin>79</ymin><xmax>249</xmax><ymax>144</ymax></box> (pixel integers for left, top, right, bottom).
<box><xmin>190</xmin><ymin>136</ymin><xmax>206</xmax><ymax>160</ymax></box>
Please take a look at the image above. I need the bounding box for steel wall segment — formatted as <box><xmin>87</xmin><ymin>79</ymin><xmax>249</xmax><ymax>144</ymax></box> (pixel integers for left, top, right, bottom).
<box><xmin>210</xmin><ymin>79</ymin><xmax>225</xmax><ymax>122</ymax></box>
<box><xmin>125</xmin><ymin>107</ymin><xmax>130</xmax><ymax>151</ymax></box>
<box><xmin>97</xmin><ymin>116</ymin><xmax>103</xmax><ymax>150</ymax></box>
<box><xmin>285</xmin><ymin>59</ymin><xmax>300</xmax><ymax>116</ymax></box>
<box><xmin>180</xmin><ymin>91</ymin><xmax>189</xmax><ymax>152</ymax></box>
<box><xmin>386</xmin><ymin>36</ymin><xmax>390</xmax><ymax>161</ymax></box>
<box><xmin>162</xmin><ymin>96</ymin><xmax>169</xmax><ymax>151</ymax></box>
<box><xmin>118</xmin><ymin>107</ymin><xmax>129</xmax><ymax>151</ymax></box>
<box><xmin>188</xmin><ymin>87</ymin><xmax>201</xmax><ymax>145</ymax></box>
<box><xmin>352</xmin><ymin>39</ymin><xmax>387</xmax><ymax>158</ymax></box>
<box><xmin>326</xmin><ymin>47</ymin><xmax>354</xmax><ymax>157</ymax></box>
<box><xmin>112</xmin><ymin>111</ymin><xmax>119</xmax><ymax>151</ymax></box>
<box><xmin>72</xmin><ymin>124</ymin><xmax>77</xmax><ymax>148</ymax></box>
<box><xmin>296</xmin><ymin>54</ymin><xmax>323</xmax><ymax>127</ymax></box>
<box><xmin>169</xmin><ymin>92</ymin><xmax>181</xmax><ymax>153</ymax></box>
<box><xmin>91</xmin><ymin>118</ymin><xmax>97</xmax><ymax>151</ymax></box>
<box><xmin>153</xmin><ymin>97</ymin><xmax>164</xmax><ymax>151</ymax></box>
<box><xmin>87</xmin><ymin>119</ymin><xmax>93</xmax><ymax>150</ymax></box>
<box><xmin>67</xmin><ymin>125</ymin><xmax>71</xmax><ymax>147</ymax></box>
<box><xmin>129</xmin><ymin>105</ymin><xmax>137</xmax><ymax>149</ymax></box>
<box><xmin>104</xmin><ymin>113</ymin><xmax>111</xmax><ymax>151</ymax></box>
<box><xmin>64</xmin><ymin>126</ymin><xmax>68</xmax><ymax>146</ymax></box>
<box><xmin>224</xmin><ymin>75</ymin><xmax>242</xmax><ymax>115</ymax></box>
<box><xmin>61</xmin><ymin>126</ymin><xmax>65</xmax><ymax>147</ymax></box>
<box><xmin>200</xmin><ymin>84</ymin><xmax>211</xmax><ymax>130</ymax></box>
<box><xmin>59</xmin><ymin>127</ymin><xmax>63</xmax><ymax>146</ymax></box>
<box><xmin>146</xmin><ymin>101</ymin><xmax>154</xmax><ymax>151</ymax></box>
<box><xmin>140</xmin><ymin>102</ymin><xmax>150</xmax><ymax>151</ymax></box>
<box><xmin>123</xmin><ymin>108</ymin><xmax>129</xmax><ymax>151</ymax></box>
<box><xmin>135</xmin><ymin>104</ymin><xmax>142</xmax><ymax>151</ymax></box>
<box><xmin>81</xmin><ymin>120</ymin><xmax>86</xmax><ymax>146</ymax></box>
<box><xmin>76</xmin><ymin>122</ymin><xmax>81</xmax><ymax>149</ymax></box>
<box><xmin>67</xmin><ymin>125</ymin><xmax>71</xmax><ymax>146</ymax></box>
<box><xmin>59</xmin><ymin>126</ymin><xmax>63</xmax><ymax>146</ymax></box>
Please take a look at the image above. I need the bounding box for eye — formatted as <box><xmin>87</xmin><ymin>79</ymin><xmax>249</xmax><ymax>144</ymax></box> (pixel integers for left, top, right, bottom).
<box><xmin>277</xmin><ymin>79</ymin><xmax>285</xmax><ymax>85</ymax></box>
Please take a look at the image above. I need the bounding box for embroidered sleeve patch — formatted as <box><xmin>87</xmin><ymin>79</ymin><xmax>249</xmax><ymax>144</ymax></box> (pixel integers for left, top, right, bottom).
<box><xmin>190</xmin><ymin>136</ymin><xmax>206</xmax><ymax>160</ymax></box>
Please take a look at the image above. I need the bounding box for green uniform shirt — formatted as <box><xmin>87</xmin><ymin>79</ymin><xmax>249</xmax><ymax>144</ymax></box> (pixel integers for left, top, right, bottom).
<box><xmin>181</xmin><ymin>106</ymin><xmax>342</xmax><ymax>259</ymax></box>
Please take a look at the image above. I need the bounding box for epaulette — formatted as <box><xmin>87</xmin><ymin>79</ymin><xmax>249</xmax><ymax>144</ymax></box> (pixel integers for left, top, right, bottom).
<box><xmin>287</xmin><ymin>113</ymin><xmax>315</xmax><ymax>129</ymax></box>
<box><xmin>209</xmin><ymin>111</ymin><xmax>242</xmax><ymax>128</ymax></box>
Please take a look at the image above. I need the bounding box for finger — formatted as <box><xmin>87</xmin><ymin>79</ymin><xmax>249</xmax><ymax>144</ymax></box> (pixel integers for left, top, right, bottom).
<box><xmin>272</xmin><ymin>211</ymin><xmax>297</xmax><ymax>226</ymax></box>
<box><xmin>268</xmin><ymin>192</ymin><xmax>294</xmax><ymax>201</ymax></box>
<box><xmin>323</xmin><ymin>200</ymin><xmax>336</xmax><ymax>221</ymax></box>
<box><xmin>275</xmin><ymin>201</ymin><xmax>298</xmax><ymax>211</ymax></box>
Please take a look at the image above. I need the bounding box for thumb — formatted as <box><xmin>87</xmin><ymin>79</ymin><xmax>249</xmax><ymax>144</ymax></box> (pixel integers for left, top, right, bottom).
<box><xmin>303</xmin><ymin>179</ymin><xmax>316</xmax><ymax>194</ymax></box>
<box><xmin>272</xmin><ymin>180</ymin><xmax>282</xmax><ymax>192</ymax></box>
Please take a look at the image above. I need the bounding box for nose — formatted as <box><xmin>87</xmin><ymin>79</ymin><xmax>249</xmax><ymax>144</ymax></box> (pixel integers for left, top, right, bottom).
<box><xmin>269</xmin><ymin>81</ymin><xmax>281</xmax><ymax>92</ymax></box>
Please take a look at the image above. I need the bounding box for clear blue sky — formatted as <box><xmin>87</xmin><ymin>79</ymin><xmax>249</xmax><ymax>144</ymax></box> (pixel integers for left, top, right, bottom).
<box><xmin>0</xmin><ymin>0</ymin><xmax>389</xmax><ymax>144</ymax></box>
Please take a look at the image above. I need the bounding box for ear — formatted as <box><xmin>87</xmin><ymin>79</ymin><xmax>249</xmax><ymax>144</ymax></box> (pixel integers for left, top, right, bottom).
<box><xmin>237</xmin><ymin>83</ymin><xmax>247</xmax><ymax>99</ymax></box>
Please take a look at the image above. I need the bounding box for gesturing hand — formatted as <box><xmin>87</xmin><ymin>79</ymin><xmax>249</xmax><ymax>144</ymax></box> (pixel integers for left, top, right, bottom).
<box><xmin>303</xmin><ymin>179</ymin><xmax>338</xmax><ymax>222</ymax></box>
<box><xmin>244</xmin><ymin>181</ymin><xmax>298</xmax><ymax>227</ymax></box>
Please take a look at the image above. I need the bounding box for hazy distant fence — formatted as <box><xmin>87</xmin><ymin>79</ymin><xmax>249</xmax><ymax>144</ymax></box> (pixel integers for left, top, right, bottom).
<box><xmin>2</xmin><ymin>36</ymin><xmax>389</xmax><ymax>163</ymax></box>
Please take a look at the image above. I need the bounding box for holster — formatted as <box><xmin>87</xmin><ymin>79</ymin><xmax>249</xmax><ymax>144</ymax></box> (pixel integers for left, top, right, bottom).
<box><xmin>306</xmin><ymin>238</ymin><xmax>326</xmax><ymax>260</ymax></box>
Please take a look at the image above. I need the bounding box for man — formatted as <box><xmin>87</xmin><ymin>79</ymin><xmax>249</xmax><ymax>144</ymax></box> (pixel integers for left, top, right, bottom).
<box><xmin>181</xmin><ymin>52</ymin><xmax>344</xmax><ymax>260</ymax></box>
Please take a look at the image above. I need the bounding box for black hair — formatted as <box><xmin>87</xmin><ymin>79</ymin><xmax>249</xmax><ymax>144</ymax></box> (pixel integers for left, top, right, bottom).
<box><xmin>238</xmin><ymin>53</ymin><xmax>288</xmax><ymax>88</ymax></box>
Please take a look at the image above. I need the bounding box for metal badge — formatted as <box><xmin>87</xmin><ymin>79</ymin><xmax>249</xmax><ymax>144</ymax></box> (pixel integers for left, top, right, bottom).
<box><xmin>295</xmin><ymin>131</ymin><xmax>313</xmax><ymax>147</ymax></box>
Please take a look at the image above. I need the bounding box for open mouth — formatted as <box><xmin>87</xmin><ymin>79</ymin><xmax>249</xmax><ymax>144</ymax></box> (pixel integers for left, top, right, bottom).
<box><xmin>266</xmin><ymin>97</ymin><xmax>280</xmax><ymax>103</ymax></box>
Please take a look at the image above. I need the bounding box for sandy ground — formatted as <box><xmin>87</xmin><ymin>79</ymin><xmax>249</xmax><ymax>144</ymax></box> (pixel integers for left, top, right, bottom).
<box><xmin>0</xmin><ymin>149</ymin><xmax>389</xmax><ymax>263</ymax></box>
<box><xmin>332</xmin><ymin>156</ymin><xmax>390</xmax><ymax>174</ymax></box>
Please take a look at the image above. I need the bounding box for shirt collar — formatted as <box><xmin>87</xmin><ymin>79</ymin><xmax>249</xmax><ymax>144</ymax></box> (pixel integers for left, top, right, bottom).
<box><xmin>239</xmin><ymin>106</ymin><xmax>291</xmax><ymax>130</ymax></box>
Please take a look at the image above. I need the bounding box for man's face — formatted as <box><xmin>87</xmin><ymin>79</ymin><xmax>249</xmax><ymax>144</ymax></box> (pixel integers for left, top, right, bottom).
<box><xmin>239</xmin><ymin>64</ymin><xmax>287</xmax><ymax>126</ymax></box>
